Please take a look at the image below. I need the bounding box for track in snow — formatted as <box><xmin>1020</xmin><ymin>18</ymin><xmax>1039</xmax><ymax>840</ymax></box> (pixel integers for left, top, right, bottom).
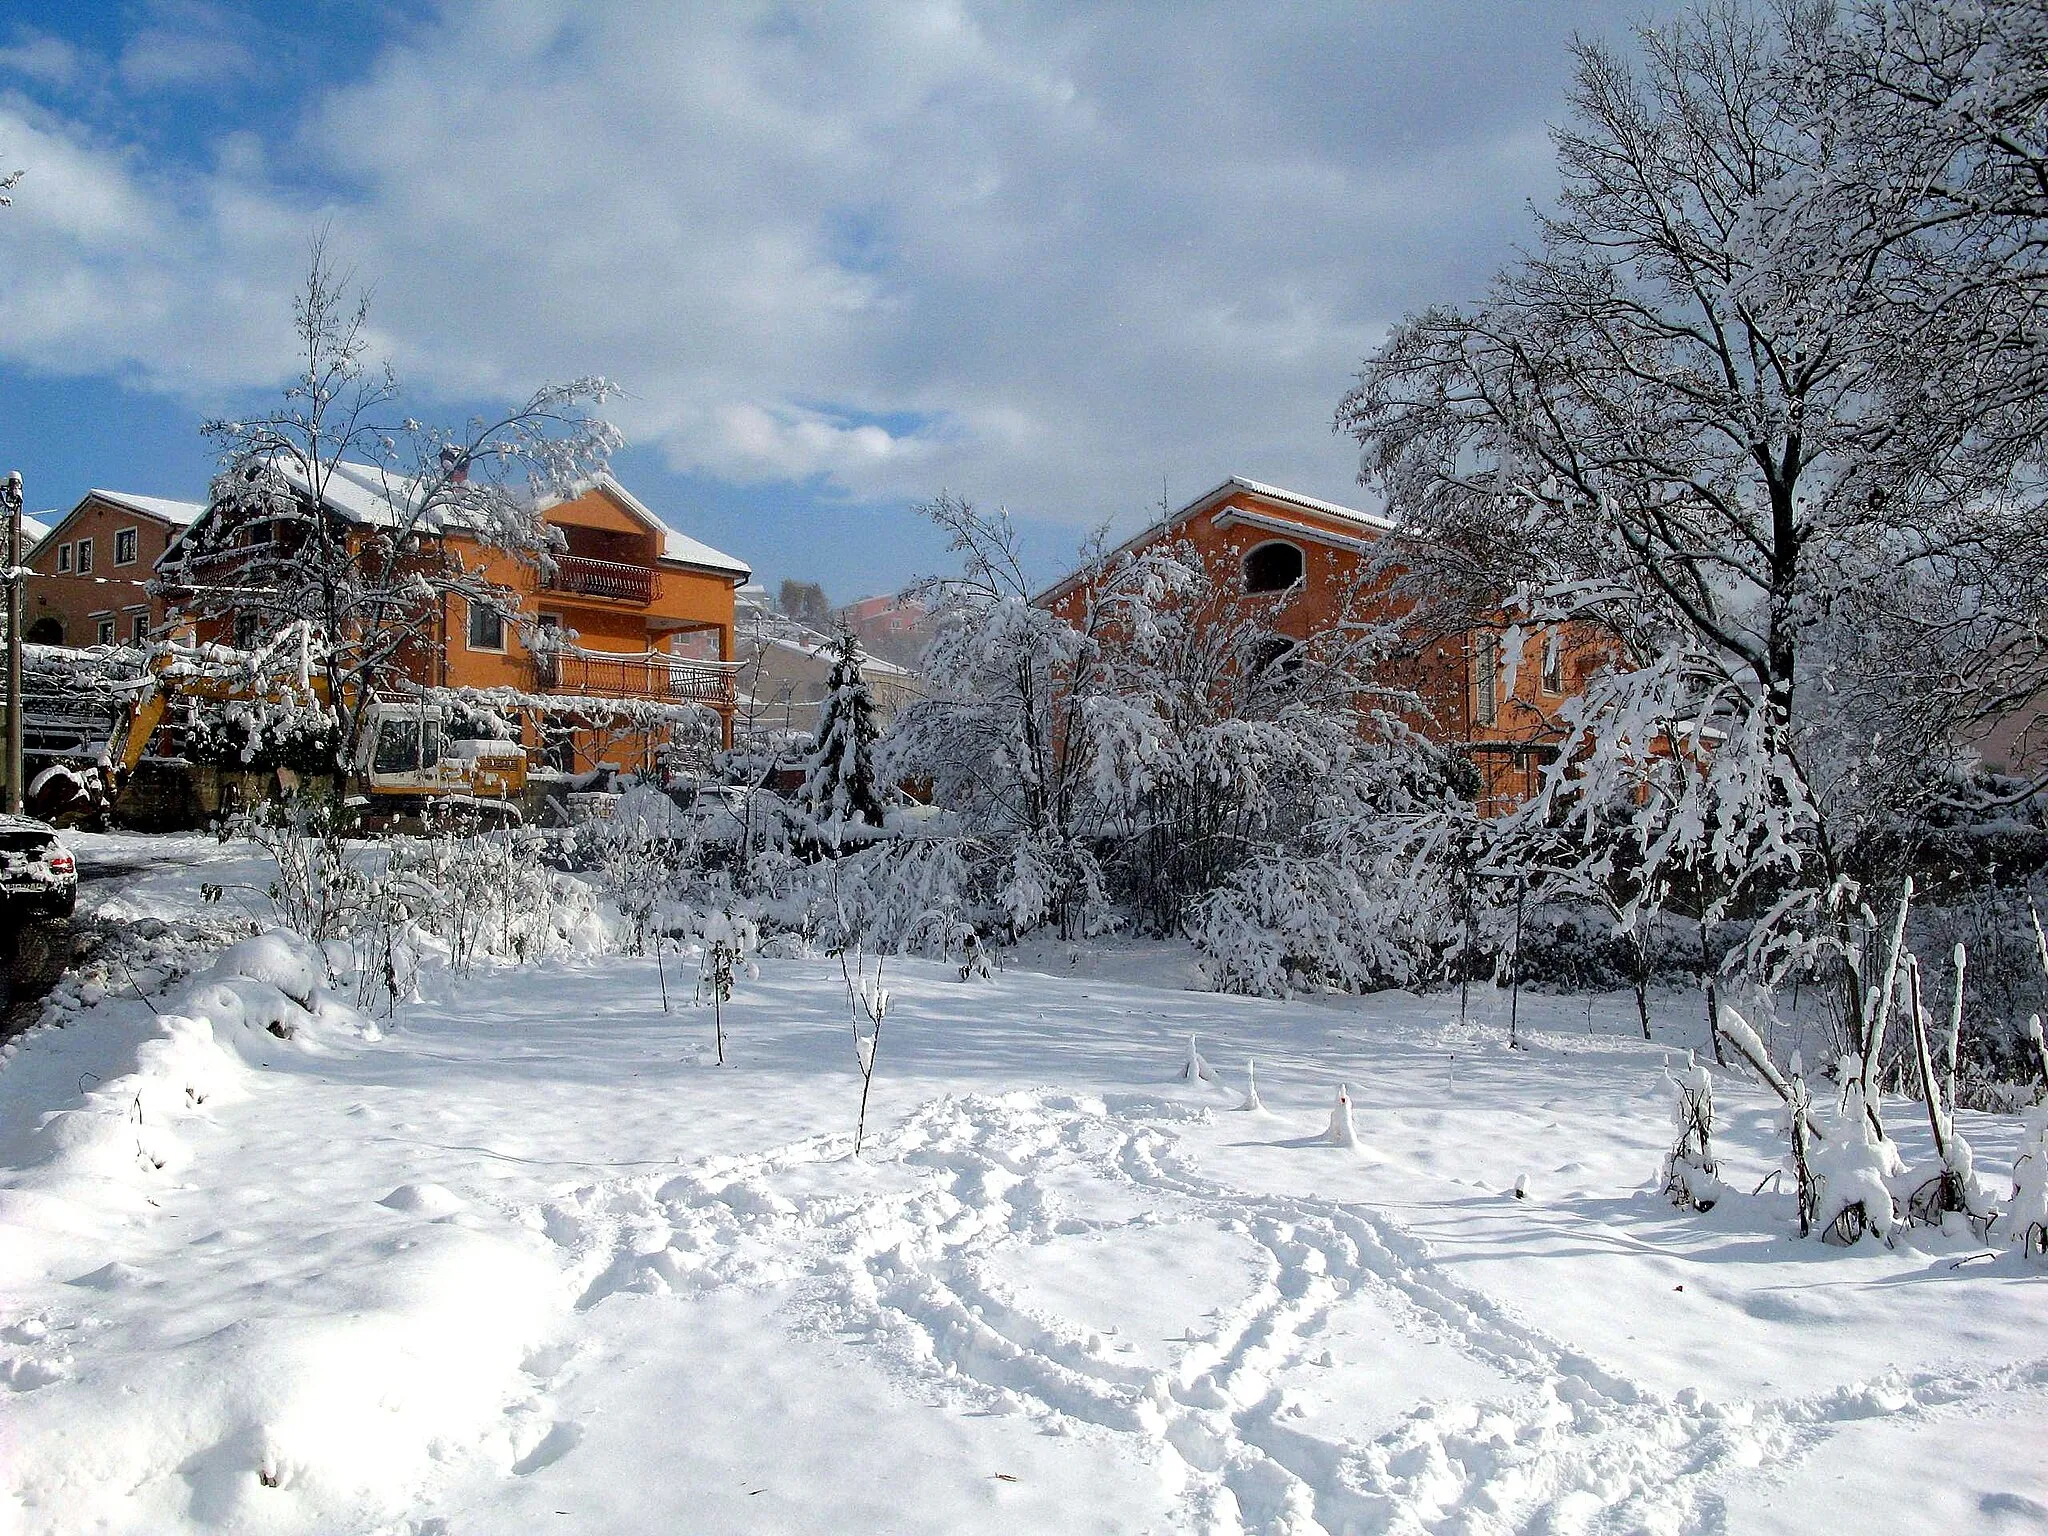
<box><xmin>533</xmin><ymin>1089</ymin><xmax>2047</xmax><ymax>1536</ymax></box>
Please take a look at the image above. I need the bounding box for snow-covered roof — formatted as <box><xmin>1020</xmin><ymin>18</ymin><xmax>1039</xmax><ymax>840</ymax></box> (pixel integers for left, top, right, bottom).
<box><xmin>1033</xmin><ymin>475</ymin><xmax>1393</xmax><ymax>606</ymax></box>
<box><xmin>181</xmin><ymin>459</ymin><xmax>751</xmax><ymax>583</ymax></box>
<box><xmin>569</xmin><ymin>474</ymin><xmax>750</xmax><ymax>580</ymax></box>
<box><xmin>738</xmin><ymin>603</ymin><xmax>913</xmax><ymax>678</ymax></box>
<box><xmin>1210</xmin><ymin>477</ymin><xmax>1392</xmax><ymax>533</ymax></box>
<box><xmin>18</xmin><ymin>514</ymin><xmax>52</xmax><ymax>551</ymax></box>
<box><xmin>87</xmin><ymin>489</ymin><xmax>205</xmax><ymax>527</ymax></box>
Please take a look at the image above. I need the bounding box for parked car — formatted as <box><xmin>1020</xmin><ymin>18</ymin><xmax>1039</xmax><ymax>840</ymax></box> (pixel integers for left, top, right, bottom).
<box><xmin>1</xmin><ymin>814</ymin><xmax>76</xmax><ymax>1004</ymax></box>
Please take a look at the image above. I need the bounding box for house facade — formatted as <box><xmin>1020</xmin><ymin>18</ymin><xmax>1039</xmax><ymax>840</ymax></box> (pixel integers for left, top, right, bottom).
<box><xmin>160</xmin><ymin>464</ymin><xmax>750</xmax><ymax>777</ymax></box>
<box><xmin>21</xmin><ymin>490</ymin><xmax>204</xmax><ymax>648</ymax></box>
<box><xmin>1037</xmin><ymin>476</ymin><xmax>1607</xmax><ymax>812</ymax></box>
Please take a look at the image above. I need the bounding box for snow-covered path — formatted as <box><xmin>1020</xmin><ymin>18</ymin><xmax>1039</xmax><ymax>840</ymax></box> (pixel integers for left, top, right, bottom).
<box><xmin>5</xmin><ymin>937</ymin><xmax>2046</xmax><ymax>1534</ymax></box>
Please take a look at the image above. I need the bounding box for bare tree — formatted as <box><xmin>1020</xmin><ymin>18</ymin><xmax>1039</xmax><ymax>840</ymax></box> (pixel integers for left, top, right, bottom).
<box><xmin>163</xmin><ymin>235</ymin><xmax>619</xmax><ymax>777</ymax></box>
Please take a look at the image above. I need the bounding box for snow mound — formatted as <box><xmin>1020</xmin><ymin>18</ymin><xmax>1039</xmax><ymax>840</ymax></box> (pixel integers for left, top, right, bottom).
<box><xmin>200</xmin><ymin>931</ymin><xmax>328</xmax><ymax>1007</ymax></box>
<box><xmin>1325</xmin><ymin>1083</ymin><xmax>1360</xmax><ymax>1148</ymax></box>
<box><xmin>380</xmin><ymin>1183</ymin><xmax>467</xmax><ymax>1216</ymax></box>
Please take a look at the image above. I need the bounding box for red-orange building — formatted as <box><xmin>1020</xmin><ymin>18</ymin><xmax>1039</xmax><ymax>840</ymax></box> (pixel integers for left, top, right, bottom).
<box><xmin>21</xmin><ymin>490</ymin><xmax>204</xmax><ymax>648</ymax></box>
<box><xmin>1037</xmin><ymin>477</ymin><xmax>1605</xmax><ymax>811</ymax></box>
<box><xmin>161</xmin><ymin>463</ymin><xmax>750</xmax><ymax>774</ymax></box>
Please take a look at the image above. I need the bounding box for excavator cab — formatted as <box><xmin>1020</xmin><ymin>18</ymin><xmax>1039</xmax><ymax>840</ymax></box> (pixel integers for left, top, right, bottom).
<box><xmin>364</xmin><ymin>706</ymin><xmax>444</xmax><ymax>786</ymax></box>
<box><xmin>357</xmin><ymin>699</ymin><xmax>526</xmax><ymax>827</ymax></box>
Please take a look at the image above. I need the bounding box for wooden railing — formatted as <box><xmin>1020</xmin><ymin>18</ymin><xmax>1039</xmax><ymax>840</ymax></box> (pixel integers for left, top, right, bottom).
<box><xmin>534</xmin><ymin>647</ymin><xmax>738</xmax><ymax>708</ymax></box>
<box><xmin>543</xmin><ymin>554</ymin><xmax>654</xmax><ymax>604</ymax></box>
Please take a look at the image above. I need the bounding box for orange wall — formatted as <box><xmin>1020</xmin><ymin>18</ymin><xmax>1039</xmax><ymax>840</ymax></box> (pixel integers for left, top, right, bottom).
<box><xmin>433</xmin><ymin>485</ymin><xmax>739</xmax><ymax>693</ymax></box>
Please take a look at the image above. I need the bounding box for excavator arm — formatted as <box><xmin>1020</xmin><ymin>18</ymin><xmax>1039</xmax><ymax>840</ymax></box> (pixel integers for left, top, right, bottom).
<box><xmin>114</xmin><ymin>684</ymin><xmax>171</xmax><ymax>775</ymax></box>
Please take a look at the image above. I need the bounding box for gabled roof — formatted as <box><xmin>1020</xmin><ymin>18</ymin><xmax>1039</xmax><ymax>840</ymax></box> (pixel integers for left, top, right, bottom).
<box><xmin>34</xmin><ymin>489</ymin><xmax>205</xmax><ymax>555</ymax></box>
<box><xmin>86</xmin><ymin>489</ymin><xmax>205</xmax><ymax>527</ymax></box>
<box><xmin>553</xmin><ymin>474</ymin><xmax>750</xmax><ymax>581</ymax></box>
<box><xmin>1033</xmin><ymin>476</ymin><xmax>1392</xmax><ymax>606</ymax></box>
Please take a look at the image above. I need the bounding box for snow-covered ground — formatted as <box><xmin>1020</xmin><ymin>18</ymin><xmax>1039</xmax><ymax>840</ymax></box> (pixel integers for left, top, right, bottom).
<box><xmin>3</xmin><ymin>836</ymin><xmax>2046</xmax><ymax>1534</ymax></box>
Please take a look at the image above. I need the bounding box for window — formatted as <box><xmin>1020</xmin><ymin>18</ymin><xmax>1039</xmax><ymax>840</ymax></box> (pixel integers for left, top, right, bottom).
<box><xmin>76</xmin><ymin>537</ymin><xmax>94</xmax><ymax>574</ymax></box>
<box><xmin>234</xmin><ymin>612</ymin><xmax>261</xmax><ymax>650</ymax></box>
<box><xmin>372</xmin><ymin>718</ymin><xmax>423</xmax><ymax>775</ymax></box>
<box><xmin>114</xmin><ymin>527</ymin><xmax>139</xmax><ymax>565</ymax></box>
<box><xmin>129</xmin><ymin>611</ymin><xmax>149</xmax><ymax>645</ymax></box>
<box><xmin>1244</xmin><ymin>541</ymin><xmax>1305</xmax><ymax>594</ymax></box>
<box><xmin>56</xmin><ymin>543</ymin><xmax>71</xmax><ymax>573</ymax></box>
<box><xmin>1541</xmin><ymin>634</ymin><xmax>1564</xmax><ymax>695</ymax></box>
<box><xmin>1473</xmin><ymin>633</ymin><xmax>1499</xmax><ymax>727</ymax></box>
<box><xmin>467</xmin><ymin>600</ymin><xmax>506</xmax><ymax>651</ymax></box>
<box><xmin>95</xmin><ymin>615</ymin><xmax>115</xmax><ymax>646</ymax></box>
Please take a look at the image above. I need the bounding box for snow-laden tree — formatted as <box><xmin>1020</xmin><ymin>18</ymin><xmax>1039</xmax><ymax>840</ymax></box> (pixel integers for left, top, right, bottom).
<box><xmin>1336</xmin><ymin>1</ymin><xmax>2048</xmax><ymax>1030</ymax></box>
<box><xmin>1819</xmin><ymin>0</ymin><xmax>2048</xmax><ymax>776</ymax></box>
<box><xmin>883</xmin><ymin>493</ymin><xmax>1126</xmax><ymax>938</ymax></box>
<box><xmin>799</xmin><ymin>631</ymin><xmax>886</xmax><ymax>850</ymax></box>
<box><xmin>888</xmin><ymin>491</ymin><xmax>1476</xmax><ymax>956</ymax></box>
<box><xmin>163</xmin><ymin>236</ymin><xmax>619</xmax><ymax>778</ymax></box>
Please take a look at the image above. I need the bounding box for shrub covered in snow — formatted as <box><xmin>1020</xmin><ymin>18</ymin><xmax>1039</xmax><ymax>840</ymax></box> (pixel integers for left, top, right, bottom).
<box><xmin>1661</xmin><ymin>1054</ymin><xmax>1725</xmax><ymax>1213</ymax></box>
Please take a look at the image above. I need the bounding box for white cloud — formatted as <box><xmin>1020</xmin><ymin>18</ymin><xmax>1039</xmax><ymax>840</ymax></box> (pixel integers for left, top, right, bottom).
<box><xmin>118</xmin><ymin>2</ymin><xmax>255</xmax><ymax>91</ymax></box>
<box><xmin>0</xmin><ymin>33</ymin><xmax>83</xmax><ymax>87</ymax></box>
<box><xmin>0</xmin><ymin>0</ymin><xmax>1655</xmax><ymax>528</ymax></box>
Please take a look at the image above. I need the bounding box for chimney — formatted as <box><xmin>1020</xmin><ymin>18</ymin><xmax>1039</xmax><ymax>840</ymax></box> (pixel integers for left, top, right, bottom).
<box><xmin>439</xmin><ymin>445</ymin><xmax>468</xmax><ymax>485</ymax></box>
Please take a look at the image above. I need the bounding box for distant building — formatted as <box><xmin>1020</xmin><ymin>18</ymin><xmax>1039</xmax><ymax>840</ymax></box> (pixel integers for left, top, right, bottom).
<box><xmin>160</xmin><ymin>463</ymin><xmax>750</xmax><ymax>774</ymax></box>
<box><xmin>837</xmin><ymin>592</ymin><xmax>931</xmax><ymax>668</ymax></box>
<box><xmin>21</xmin><ymin>490</ymin><xmax>205</xmax><ymax>648</ymax></box>
<box><xmin>727</xmin><ymin>585</ymin><xmax>919</xmax><ymax>745</ymax></box>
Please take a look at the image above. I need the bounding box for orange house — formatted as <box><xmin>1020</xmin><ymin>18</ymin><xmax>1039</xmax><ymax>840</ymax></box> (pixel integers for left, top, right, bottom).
<box><xmin>160</xmin><ymin>462</ymin><xmax>750</xmax><ymax>776</ymax></box>
<box><xmin>1037</xmin><ymin>477</ymin><xmax>1607</xmax><ymax>811</ymax></box>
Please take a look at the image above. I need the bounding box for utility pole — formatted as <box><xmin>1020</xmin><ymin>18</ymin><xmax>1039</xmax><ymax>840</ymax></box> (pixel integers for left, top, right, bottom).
<box><xmin>3</xmin><ymin>470</ymin><xmax>21</xmax><ymax>815</ymax></box>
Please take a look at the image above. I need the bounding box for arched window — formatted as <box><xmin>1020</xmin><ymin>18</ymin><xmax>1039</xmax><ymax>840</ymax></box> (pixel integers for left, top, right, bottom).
<box><xmin>1244</xmin><ymin>541</ymin><xmax>1304</xmax><ymax>594</ymax></box>
<box><xmin>25</xmin><ymin>617</ymin><xmax>63</xmax><ymax>645</ymax></box>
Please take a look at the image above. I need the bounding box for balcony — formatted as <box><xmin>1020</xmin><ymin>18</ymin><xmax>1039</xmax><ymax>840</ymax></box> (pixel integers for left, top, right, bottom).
<box><xmin>543</xmin><ymin>553</ymin><xmax>653</xmax><ymax>605</ymax></box>
<box><xmin>534</xmin><ymin>645</ymin><xmax>738</xmax><ymax>710</ymax></box>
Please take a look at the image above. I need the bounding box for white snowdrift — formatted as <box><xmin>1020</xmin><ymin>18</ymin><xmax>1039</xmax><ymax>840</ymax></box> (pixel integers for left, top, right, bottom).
<box><xmin>2</xmin><ymin>929</ymin><xmax>568</xmax><ymax>1535</ymax></box>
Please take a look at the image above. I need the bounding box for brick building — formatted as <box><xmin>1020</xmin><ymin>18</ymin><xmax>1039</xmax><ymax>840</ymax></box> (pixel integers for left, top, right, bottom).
<box><xmin>1037</xmin><ymin>476</ymin><xmax>1609</xmax><ymax>812</ymax></box>
<box><xmin>20</xmin><ymin>490</ymin><xmax>204</xmax><ymax>648</ymax></box>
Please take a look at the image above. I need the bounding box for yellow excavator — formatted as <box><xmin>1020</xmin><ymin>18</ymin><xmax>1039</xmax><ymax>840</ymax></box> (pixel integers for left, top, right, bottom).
<box><xmin>112</xmin><ymin>636</ymin><xmax>528</xmax><ymax>828</ymax></box>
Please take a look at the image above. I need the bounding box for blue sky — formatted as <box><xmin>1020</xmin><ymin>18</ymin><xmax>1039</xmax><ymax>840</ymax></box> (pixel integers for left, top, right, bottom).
<box><xmin>0</xmin><ymin>1</ymin><xmax>1657</xmax><ymax>600</ymax></box>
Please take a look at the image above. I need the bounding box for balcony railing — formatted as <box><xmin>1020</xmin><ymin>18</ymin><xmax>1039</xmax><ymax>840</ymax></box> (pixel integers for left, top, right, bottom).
<box><xmin>534</xmin><ymin>646</ymin><xmax>738</xmax><ymax>709</ymax></box>
<box><xmin>543</xmin><ymin>554</ymin><xmax>653</xmax><ymax>604</ymax></box>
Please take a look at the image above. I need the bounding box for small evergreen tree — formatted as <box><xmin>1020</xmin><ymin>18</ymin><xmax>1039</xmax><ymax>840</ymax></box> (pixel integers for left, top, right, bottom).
<box><xmin>801</xmin><ymin>632</ymin><xmax>886</xmax><ymax>850</ymax></box>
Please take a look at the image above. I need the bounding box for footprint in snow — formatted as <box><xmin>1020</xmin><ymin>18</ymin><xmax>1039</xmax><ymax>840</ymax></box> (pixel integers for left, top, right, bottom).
<box><xmin>511</xmin><ymin>1420</ymin><xmax>584</xmax><ymax>1476</ymax></box>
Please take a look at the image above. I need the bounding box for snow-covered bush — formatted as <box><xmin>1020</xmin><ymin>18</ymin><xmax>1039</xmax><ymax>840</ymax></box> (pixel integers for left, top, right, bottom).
<box><xmin>2008</xmin><ymin>1106</ymin><xmax>2048</xmax><ymax>1261</ymax></box>
<box><xmin>1662</xmin><ymin>1053</ymin><xmax>1725</xmax><ymax>1212</ymax></box>
<box><xmin>1187</xmin><ymin>729</ymin><xmax>1481</xmax><ymax>998</ymax></box>
<box><xmin>695</xmin><ymin>909</ymin><xmax>757</xmax><ymax>1065</ymax></box>
<box><xmin>245</xmin><ymin>802</ymin><xmax>603</xmax><ymax>1013</ymax></box>
<box><xmin>1811</xmin><ymin>1082</ymin><xmax>1902</xmax><ymax>1246</ymax></box>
